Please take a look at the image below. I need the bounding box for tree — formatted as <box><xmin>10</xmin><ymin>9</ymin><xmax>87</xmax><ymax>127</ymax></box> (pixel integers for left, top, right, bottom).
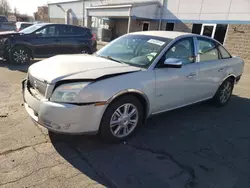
<box><xmin>13</xmin><ymin>7</ymin><xmax>18</xmax><ymax>16</ymax></box>
<box><xmin>0</xmin><ymin>0</ymin><xmax>11</xmax><ymax>16</ymax></box>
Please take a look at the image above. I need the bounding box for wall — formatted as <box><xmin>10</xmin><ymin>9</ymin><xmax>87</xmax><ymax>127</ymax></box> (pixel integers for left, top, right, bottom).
<box><xmin>164</xmin><ymin>0</ymin><xmax>250</xmax><ymax>22</ymax></box>
<box><xmin>113</xmin><ymin>19</ymin><xmax>129</xmax><ymax>37</ymax></box>
<box><xmin>50</xmin><ymin>18</ymin><xmax>84</xmax><ymax>26</ymax></box>
<box><xmin>130</xmin><ymin>19</ymin><xmax>159</xmax><ymax>32</ymax></box>
<box><xmin>109</xmin><ymin>19</ymin><xmax>159</xmax><ymax>38</ymax></box>
<box><xmin>49</xmin><ymin>1</ymin><xmax>84</xmax><ymax>25</ymax></box>
<box><xmin>174</xmin><ymin>23</ymin><xmax>192</xmax><ymax>32</ymax></box>
<box><xmin>131</xmin><ymin>4</ymin><xmax>160</xmax><ymax>20</ymax></box>
<box><xmin>224</xmin><ymin>24</ymin><xmax>250</xmax><ymax>60</ymax></box>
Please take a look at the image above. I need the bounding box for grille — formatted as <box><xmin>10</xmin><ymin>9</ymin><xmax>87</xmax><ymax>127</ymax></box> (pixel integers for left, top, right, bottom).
<box><xmin>28</xmin><ymin>74</ymin><xmax>47</xmax><ymax>96</ymax></box>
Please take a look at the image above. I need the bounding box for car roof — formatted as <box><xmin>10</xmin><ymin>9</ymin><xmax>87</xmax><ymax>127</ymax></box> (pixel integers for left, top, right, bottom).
<box><xmin>128</xmin><ymin>31</ymin><xmax>195</xmax><ymax>39</ymax></box>
<box><xmin>34</xmin><ymin>23</ymin><xmax>90</xmax><ymax>29</ymax></box>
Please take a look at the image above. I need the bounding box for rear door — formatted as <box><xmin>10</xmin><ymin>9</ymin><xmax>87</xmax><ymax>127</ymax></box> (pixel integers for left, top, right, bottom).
<box><xmin>57</xmin><ymin>25</ymin><xmax>91</xmax><ymax>54</ymax></box>
<box><xmin>195</xmin><ymin>37</ymin><xmax>228</xmax><ymax>98</ymax></box>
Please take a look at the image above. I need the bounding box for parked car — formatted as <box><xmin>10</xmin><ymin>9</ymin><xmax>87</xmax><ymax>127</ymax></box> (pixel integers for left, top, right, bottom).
<box><xmin>0</xmin><ymin>15</ymin><xmax>16</xmax><ymax>32</ymax></box>
<box><xmin>15</xmin><ymin>22</ymin><xmax>34</xmax><ymax>32</ymax></box>
<box><xmin>0</xmin><ymin>23</ymin><xmax>97</xmax><ymax>64</ymax></box>
<box><xmin>22</xmin><ymin>31</ymin><xmax>244</xmax><ymax>142</ymax></box>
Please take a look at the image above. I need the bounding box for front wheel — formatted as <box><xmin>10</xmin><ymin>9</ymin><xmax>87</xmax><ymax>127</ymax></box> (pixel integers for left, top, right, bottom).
<box><xmin>213</xmin><ymin>78</ymin><xmax>234</xmax><ymax>107</ymax></box>
<box><xmin>10</xmin><ymin>46</ymin><xmax>31</xmax><ymax>64</ymax></box>
<box><xmin>99</xmin><ymin>96</ymin><xmax>143</xmax><ymax>142</ymax></box>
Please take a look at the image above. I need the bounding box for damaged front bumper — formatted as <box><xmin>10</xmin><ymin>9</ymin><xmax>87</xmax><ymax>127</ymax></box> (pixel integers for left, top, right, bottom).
<box><xmin>22</xmin><ymin>79</ymin><xmax>106</xmax><ymax>135</ymax></box>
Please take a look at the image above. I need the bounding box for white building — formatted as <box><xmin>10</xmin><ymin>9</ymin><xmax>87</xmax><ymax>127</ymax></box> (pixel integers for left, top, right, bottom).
<box><xmin>48</xmin><ymin>0</ymin><xmax>250</xmax><ymax>60</ymax></box>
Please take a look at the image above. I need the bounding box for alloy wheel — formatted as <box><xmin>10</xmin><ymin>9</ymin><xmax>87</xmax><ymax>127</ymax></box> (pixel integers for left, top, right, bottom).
<box><xmin>220</xmin><ymin>81</ymin><xmax>233</xmax><ymax>104</ymax></box>
<box><xmin>13</xmin><ymin>49</ymin><xmax>29</xmax><ymax>64</ymax></box>
<box><xmin>110</xmin><ymin>103</ymin><xmax>139</xmax><ymax>138</ymax></box>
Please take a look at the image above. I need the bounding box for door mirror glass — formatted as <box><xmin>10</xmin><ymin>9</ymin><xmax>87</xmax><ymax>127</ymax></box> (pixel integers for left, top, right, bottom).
<box><xmin>164</xmin><ymin>58</ymin><xmax>182</xmax><ymax>68</ymax></box>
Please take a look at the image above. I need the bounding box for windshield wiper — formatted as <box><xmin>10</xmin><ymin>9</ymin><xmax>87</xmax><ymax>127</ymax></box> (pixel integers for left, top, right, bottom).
<box><xmin>99</xmin><ymin>55</ymin><xmax>125</xmax><ymax>64</ymax></box>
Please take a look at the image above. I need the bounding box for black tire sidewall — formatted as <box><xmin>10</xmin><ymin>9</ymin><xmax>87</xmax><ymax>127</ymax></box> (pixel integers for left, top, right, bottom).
<box><xmin>81</xmin><ymin>47</ymin><xmax>91</xmax><ymax>54</ymax></box>
<box><xmin>10</xmin><ymin>46</ymin><xmax>31</xmax><ymax>64</ymax></box>
<box><xmin>99</xmin><ymin>96</ymin><xmax>143</xmax><ymax>142</ymax></box>
<box><xmin>214</xmin><ymin>79</ymin><xmax>234</xmax><ymax>107</ymax></box>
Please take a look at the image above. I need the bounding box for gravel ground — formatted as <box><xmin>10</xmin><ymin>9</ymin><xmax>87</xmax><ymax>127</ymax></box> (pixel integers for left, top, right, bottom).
<box><xmin>0</xmin><ymin>60</ymin><xmax>250</xmax><ymax>188</ymax></box>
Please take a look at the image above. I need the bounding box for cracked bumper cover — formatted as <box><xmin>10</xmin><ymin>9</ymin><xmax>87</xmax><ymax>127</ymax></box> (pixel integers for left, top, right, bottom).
<box><xmin>22</xmin><ymin>80</ymin><xmax>106</xmax><ymax>134</ymax></box>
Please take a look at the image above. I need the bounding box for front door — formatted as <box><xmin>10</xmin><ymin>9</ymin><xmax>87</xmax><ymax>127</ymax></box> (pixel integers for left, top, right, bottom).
<box><xmin>32</xmin><ymin>25</ymin><xmax>61</xmax><ymax>57</ymax></box>
<box><xmin>154</xmin><ymin>37</ymin><xmax>203</xmax><ymax>113</ymax></box>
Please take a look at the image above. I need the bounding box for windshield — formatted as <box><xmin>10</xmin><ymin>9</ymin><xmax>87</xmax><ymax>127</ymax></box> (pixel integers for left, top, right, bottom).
<box><xmin>20</xmin><ymin>24</ymin><xmax>44</xmax><ymax>34</ymax></box>
<box><xmin>96</xmin><ymin>35</ymin><xmax>172</xmax><ymax>68</ymax></box>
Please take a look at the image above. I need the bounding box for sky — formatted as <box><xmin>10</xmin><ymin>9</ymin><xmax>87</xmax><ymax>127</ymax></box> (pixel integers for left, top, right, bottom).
<box><xmin>9</xmin><ymin>0</ymin><xmax>69</xmax><ymax>16</ymax></box>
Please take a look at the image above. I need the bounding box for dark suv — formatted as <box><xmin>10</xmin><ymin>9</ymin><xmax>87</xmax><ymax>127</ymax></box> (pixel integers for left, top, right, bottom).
<box><xmin>0</xmin><ymin>23</ymin><xmax>97</xmax><ymax>64</ymax></box>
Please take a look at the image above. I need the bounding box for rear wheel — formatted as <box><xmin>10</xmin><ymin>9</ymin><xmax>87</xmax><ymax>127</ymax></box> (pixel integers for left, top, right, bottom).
<box><xmin>10</xmin><ymin>46</ymin><xmax>31</xmax><ymax>64</ymax></box>
<box><xmin>213</xmin><ymin>78</ymin><xmax>234</xmax><ymax>107</ymax></box>
<box><xmin>81</xmin><ymin>47</ymin><xmax>91</xmax><ymax>54</ymax></box>
<box><xmin>99</xmin><ymin>96</ymin><xmax>143</xmax><ymax>142</ymax></box>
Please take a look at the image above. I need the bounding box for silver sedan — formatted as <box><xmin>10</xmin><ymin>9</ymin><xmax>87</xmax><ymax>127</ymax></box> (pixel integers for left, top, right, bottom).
<box><xmin>23</xmin><ymin>31</ymin><xmax>244</xmax><ymax>142</ymax></box>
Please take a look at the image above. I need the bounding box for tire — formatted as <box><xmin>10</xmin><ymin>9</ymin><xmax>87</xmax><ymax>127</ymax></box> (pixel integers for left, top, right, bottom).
<box><xmin>213</xmin><ymin>78</ymin><xmax>234</xmax><ymax>107</ymax></box>
<box><xmin>99</xmin><ymin>95</ymin><xmax>143</xmax><ymax>143</ymax></box>
<box><xmin>10</xmin><ymin>46</ymin><xmax>31</xmax><ymax>64</ymax></box>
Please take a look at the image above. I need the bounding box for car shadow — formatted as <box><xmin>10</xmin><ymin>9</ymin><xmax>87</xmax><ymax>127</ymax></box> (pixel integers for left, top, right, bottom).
<box><xmin>49</xmin><ymin>94</ymin><xmax>250</xmax><ymax>188</ymax></box>
<box><xmin>0</xmin><ymin>59</ymin><xmax>41</xmax><ymax>73</ymax></box>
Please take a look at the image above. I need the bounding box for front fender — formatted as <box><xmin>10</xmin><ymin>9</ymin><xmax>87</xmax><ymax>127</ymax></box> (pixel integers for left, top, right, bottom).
<box><xmin>76</xmin><ymin>70</ymin><xmax>155</xmax><ymax>114</ymax></box>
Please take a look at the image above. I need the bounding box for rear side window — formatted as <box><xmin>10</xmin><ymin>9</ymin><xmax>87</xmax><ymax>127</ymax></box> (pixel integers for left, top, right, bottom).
<box><xmin>59</xmin><ymin>25</ymin><xmax>89</xmax><ymax>36</ymax></box>
<box><xmin>74</xmin><ymin>27</ymin><xmax>92</xmax><ymax>38</ymax></box>
<box><xmin>218</xmin><ymin>45</ymin><xmax>231</xmax><ymax>59</ymax></box>
<box><xmin>197</xmin><ymin>38</ymin><xmax>219</xmax><ymax>62</ymax></box>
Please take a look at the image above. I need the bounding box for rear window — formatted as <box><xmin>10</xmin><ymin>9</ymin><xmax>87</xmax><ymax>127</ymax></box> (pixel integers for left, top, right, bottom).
<box><xmin>20</xmin><ymin>24</ymin><xmax>33</xmax><ymax>29</ymax></box>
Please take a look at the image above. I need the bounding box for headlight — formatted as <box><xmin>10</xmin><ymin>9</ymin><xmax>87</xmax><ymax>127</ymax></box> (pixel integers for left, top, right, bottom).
<box><xmin>50</xmin><ymin>82</ymin><xmax>90</xmax><ymax>103</ymax></box>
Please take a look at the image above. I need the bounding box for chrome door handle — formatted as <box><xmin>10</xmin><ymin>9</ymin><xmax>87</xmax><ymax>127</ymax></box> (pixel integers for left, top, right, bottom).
<box><xmin>218</xmin><ymin>68</ymin><xmax>225</xmax><ymax>72</ymax></box>
<box><xmin>187</xmin><ymin>72</ymin><xmax>197</xmax><ymax>78</ymax></box>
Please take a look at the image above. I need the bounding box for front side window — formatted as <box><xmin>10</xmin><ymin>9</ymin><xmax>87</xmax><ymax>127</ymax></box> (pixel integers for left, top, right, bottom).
<box><xmin>20</xmin><ymin>24</ymin><xmax>44</xmax><ymax>34</ymax></box>
<box><xmin>198</xmin><ymin>38</ymin><xmax>219</xmax><ymax>62</ymax></box>
<box><xmin>36</xmin><ymin>26</ymin><xmax>59</xmax><ymax>36</ymax></box>
<box><xmin>96</xmin><ymin>35</ymin><xmax>172</xmax><ymax>68</ymax></box>
<box><xmin>163</xmin><ymin>38</ymin><xmax>195</xmax><ymax>65</ymax></box>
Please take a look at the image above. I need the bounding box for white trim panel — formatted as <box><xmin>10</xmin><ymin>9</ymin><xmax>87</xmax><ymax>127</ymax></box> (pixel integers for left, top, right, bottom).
<box><xmin>88</xmin><ymin>7</ymin><xmax>130</xmax><ymax>17</ymax></box>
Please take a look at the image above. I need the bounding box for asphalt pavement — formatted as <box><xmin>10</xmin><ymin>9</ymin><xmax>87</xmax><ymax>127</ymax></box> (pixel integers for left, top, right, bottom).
<box><xmin>0</xmin><ymin>60</ymin><xmax>250</xmax><ymax>188</ymax></box>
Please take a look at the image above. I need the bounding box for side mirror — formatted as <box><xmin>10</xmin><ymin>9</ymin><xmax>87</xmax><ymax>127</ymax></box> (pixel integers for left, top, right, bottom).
<box><xmin>163</xmin><ymin>58</ymin><xmax>183</xmax><ymax>68</ymax></box>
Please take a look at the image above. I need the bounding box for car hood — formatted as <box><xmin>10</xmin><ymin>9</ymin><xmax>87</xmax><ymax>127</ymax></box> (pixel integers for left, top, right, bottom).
<box><xmin>28</xmin><ymin>54</ymin><xmax>142</xmax><ymax>84</ymax></box>
<box><xmin>0</xmin><ymin>31</ymin><xmax>19</xmax><ymax>37</ymax></box>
